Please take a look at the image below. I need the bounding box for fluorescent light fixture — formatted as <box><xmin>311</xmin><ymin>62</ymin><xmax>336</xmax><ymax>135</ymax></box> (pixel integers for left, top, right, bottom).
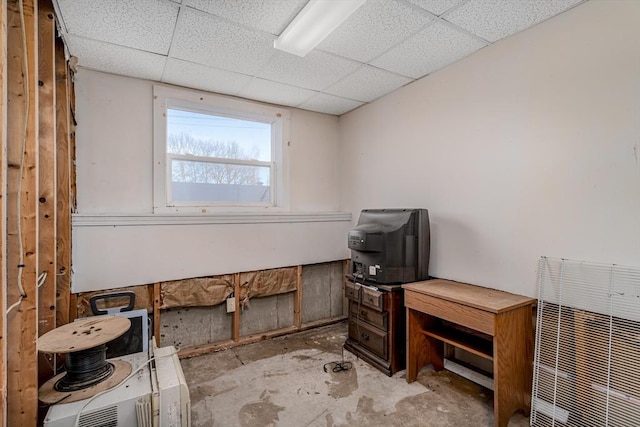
<box><xmin>274</xmin><ymin>0</ymin><xmax>366</xmax><ymax>57</ymax></box>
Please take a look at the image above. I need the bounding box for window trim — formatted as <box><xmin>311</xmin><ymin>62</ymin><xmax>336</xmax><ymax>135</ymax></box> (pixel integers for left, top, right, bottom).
<box><xmin>153</xmin><ymin>85</ymin><xmax>290</xmax><ymax>214</ymax></box>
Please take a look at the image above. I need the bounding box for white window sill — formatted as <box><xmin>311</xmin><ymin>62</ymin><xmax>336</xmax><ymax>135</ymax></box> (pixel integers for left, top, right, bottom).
<box><xmin>72</xmin><ymin>212</ymin><xmax>352</xmax><ymax>227</ymax></box>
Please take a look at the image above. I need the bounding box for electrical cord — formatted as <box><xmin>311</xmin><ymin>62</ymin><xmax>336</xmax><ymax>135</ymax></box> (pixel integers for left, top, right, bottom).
<box><xmin>7</xmin><ymin>0</ymin><xmax>31</xmax><ymax>316</ymax></box>
<box><xmin>323</xmin><ymin>347</ymin><xmax>352</xmax><ymax>373</ymax></box>
<box><xmin>7</xmin><ymin>271</ymin><xmax>47</xmax><ymax>314</ymax></box>
<box><xmin>73</xmin><ymin>346</ymin><xmax>180</xmax><ymax>427</ymax></box>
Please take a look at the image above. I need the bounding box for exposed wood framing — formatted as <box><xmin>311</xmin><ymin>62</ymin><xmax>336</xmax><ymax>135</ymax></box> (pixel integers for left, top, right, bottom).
<box><xmin>54</xmin><ymin>37</ymin><xmax>70</xmax><ymax>327</ymax></box>
<box><xmin>153</xmin><ymin>282</ymin><xmax>160</xmax><ymax>346</ymax></box>
<box><xmin>6</xmin><ymin>0</ymin><xmax>39</xmax><ymax>425</ymax></box>
<box><xmin>152</xmin><ymin>262</ymin><xmax>349</xmax><ymax>359</ymax></box>
<box><xmin>68</xmin><ymin>56</ymin><xmax>75</xmax><ymax>213</ymax></box>
<box><xmin>300</xmin><ymin>315</ymin><xmax>347</xmax><ymax>330</ymax></box>
<box><xmin>233</xmin><ymin>273</ymin><xmax>240</xmax><ymax>341</ymax></box>
<box><xmin>294</xmin><ymin>265</ymin><xmax>302</xmax><ymax>328</ymax></box>
<box><xmin>36</xmin><ymin>0</ymin><xmax>55</xmax><ymax>383</ymax></box>
<box><xmin>68</xmin><ymin>292</ymin><xmax>77</xmax><ymax>323</ymax></box>
<box><xmin>178</xmin><ymin>316</ymin><xmax>347</xmax><ymax>359</ymax></box>
<box><xmin>0</xmin><ymin>0</ymin><xmax>8</xmax><ymax>423</ymax></box>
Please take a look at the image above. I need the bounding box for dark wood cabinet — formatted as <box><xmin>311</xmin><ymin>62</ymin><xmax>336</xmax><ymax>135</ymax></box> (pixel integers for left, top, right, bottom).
<box><xmin>343</xmin><ymin>277</ymin><xmax>405</xmax><ymax>376</ymax></box>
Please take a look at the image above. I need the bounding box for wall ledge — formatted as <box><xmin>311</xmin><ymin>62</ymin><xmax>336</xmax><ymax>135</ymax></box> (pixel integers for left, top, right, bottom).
<box><xmin>72</xmin><ymin>211</ymin><xmax>352</xmax><ymax>227</ymax></box>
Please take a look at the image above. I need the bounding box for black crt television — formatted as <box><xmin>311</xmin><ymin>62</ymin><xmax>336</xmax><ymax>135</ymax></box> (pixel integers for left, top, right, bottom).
<box><xmin>348</xmin><ymin>208</ymin><xmax>430</xmax><ymax>284</ymax></box>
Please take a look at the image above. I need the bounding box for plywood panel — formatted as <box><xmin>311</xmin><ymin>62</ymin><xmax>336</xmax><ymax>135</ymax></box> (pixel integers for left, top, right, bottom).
<box><xmin>6</xmin><ymin>0</ymin><xmax>39</xmax><ymax>424</ymax></box>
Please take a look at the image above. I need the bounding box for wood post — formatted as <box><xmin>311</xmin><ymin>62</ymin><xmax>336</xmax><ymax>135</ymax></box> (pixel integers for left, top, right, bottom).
<box><xmin>233</xmin><ymin>273</ymin><xmax>240</xmax><ymax>341</ymax></box>
<box><xmin>54</xmin><ymin>37</ymin><xmax>70</xmax><ymax>328</ymax></box>
<box><xmin>0</xmin><ymin>0</ymin><xmax>8</xmax><ymax>424</ymax></box>
<box><xmin>6</xmin><ymin>0</ymin><xmax>39</xmax><ymax>425</ymax></box>
<box><xmin>153</xmin><ymin>283</ymin><xmax>160</xmax><ymax>346</ymax></box>
<box><xmin>36</xmin><ymin>0</ymin><xmax>56</xmax><ymax>382</ymax></box>
<box><xmin>0</xmin><ymin>1</ymin><xmax>73</xmax><ymax>422</ymax></box>
<box><xmin>294</xmin><ymin>265</ymin><xmax>302</xmax><ymax>328</ymax></box>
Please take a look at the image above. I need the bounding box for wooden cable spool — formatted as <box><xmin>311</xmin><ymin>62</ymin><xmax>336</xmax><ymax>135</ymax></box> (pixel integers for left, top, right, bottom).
<box><xmin>38</xmin><ymin>316</ymin><xmax>133</xmax><ymax>404</ymax></box>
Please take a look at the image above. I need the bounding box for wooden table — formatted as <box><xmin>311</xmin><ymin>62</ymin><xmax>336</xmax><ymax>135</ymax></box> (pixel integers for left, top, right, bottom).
<box><xmin>403</xmin><ymin>279</ymin><xmax>535</xmax><ymax>427</ymax></box>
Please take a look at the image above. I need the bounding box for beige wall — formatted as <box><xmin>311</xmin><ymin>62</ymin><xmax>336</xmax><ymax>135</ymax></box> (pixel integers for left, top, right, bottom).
<box><xmin>339</xmin><ymin>0</ymin><xmax>640</xmax><ymax>296</ymax></box>
<box><xmin>73</xmin><ymin>70</ymin><xmax>350</xmax><ymax>291</ymax></box>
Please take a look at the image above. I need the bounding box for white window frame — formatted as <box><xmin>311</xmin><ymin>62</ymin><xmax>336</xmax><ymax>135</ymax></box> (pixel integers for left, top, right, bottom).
<box><xmin>153</xmin><ymin>85</ymin><xmax>290</xmax><ymax>214</ymax></box>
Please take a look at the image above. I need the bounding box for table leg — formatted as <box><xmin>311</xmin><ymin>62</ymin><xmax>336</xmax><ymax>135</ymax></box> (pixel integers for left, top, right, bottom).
<box><xmin>493</xmin><ymin>306</ymin><xmax>533</xmax><ymax>427</ymax></box>
<box><xmin>406</xmin><ymin>308</ymin><xmax>443</xmax><ymax>382</ymax></box>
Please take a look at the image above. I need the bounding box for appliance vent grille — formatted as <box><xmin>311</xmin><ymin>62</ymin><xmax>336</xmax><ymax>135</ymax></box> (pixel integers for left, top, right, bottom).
<box><xmin>78</xmin><ymin>405</ymin><xmax>118</xmax><ymax>427</ymax></box>
<box><xmin>532</xmin><ymin>257</ymin><xmax>640</xmax><ymax>427</ymax></box>
<box><xmin>136</xmin><ymin>395</ymin><xmax>153</xmax><ymax>427</ymax></box>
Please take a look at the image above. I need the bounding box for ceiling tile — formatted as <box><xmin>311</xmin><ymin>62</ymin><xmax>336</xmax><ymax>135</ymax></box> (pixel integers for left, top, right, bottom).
<box><xmin>56</xmin><ymin>0</ymin><xmax>178</xmax><ymax>54</ymax></box>
<box><xmin>371</xmin><ymin>21</ymin><xmax>486</xmax><ymax>79</ymax></box>
<box><xmin>162</xmin><ymin>59</ymin><xmax>252</xmax><ymax>96</ymax></box>
<box><xmin>172</xmin><ymin>8</ymin><xmax>276</xmax><ymax>75</ymax></box>
<box><xmin>184</xmin><ymin>0</ymin><xmax>307</xmax><ymax>35</ymax></box>
<box><xmin>325</xmin><ymin>66</ymin><xmax>413</xmax><ymax>103</ymax></box>
<box><xmin>405</xmin><ymin>0</ymin><xmax>467</xmax><ymax>16</ymax></box>
<box><xmin>445</xmin><ymin>0</ymin><xmax>584</xmax><ymax>43</ymax></box>
<box><xmin>257</xmin><ymin>51</ymin><xmax>361</xmax><ymax>91</ymax></box>
<box><xmin>318</xmin><ymin>0</ymin><xmax>433</xmax><ymax>63</ymax></box>
<box><xmin>299</xmin><ymin>93</ymin><xmax>363</xmax><ymax>116</ymax></box>
<box><xmin>65</xmin><ymin>35</ymin><xmax>166</xmax><ymax>81</ymax></box>
<box><xmin>237</xmin><ymin>78</ymin><xmax>316</xmax><ymax>108</ymax></box>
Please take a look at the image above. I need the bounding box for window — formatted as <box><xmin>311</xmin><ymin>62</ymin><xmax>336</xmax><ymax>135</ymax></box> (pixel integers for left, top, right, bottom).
<box><xmin>153</xmin><ymin>86</ymin><xmax>290</xmax><ymax>213</ymax></box>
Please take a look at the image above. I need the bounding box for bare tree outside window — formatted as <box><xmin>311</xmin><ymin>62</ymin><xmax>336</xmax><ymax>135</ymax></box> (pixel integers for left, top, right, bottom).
<box><xmin>164</xmin><ymin>106</ymin><xmax>274</xmax><ymax>205</ymax></box>
<box><xmin>168</xmin><ymin>132</ymin><xmax>263</xmax><ymax>185</ymax></box>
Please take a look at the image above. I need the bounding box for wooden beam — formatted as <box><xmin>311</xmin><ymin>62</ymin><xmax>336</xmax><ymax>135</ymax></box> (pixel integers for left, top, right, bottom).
<box><xmin>178</xmin><ymin>317</ymin><xmax>347</xmax><ymax>359</ymax></box>
<box><xmin>233</xmin><ymin>273</ymin><xmax>240</xmax><ymax>341</ymax></box>
<box><xmin>180</xmin><ymin>326</ymin><xmax>298</xmax><ymax>359</ymax></box>
<box><xmin>6</xmin><ymin>0</ymin><xmax>39</xmax><ymax>425</ymax></box>
<box><xmin>37</xmin><ymin>0</ymin><xmax>56</xmax><ymax>383</ymax></box>
<box><xmin>153</xmin><ymin>283</ymin><xmax>160</xmax><ymax>347</ymax></box>
<box><xmin>0</xmin><ymin>0</ymin><xmax>8</xmax><ymax>424</ymax></box>
<box><xmin>54</xmin><ymin>37</ymin><xmax>70</xmax><ymax>327</ymax></box>
<box><xmin>68</xmin><ymin>292</ymin><xmax>77</xmax><ymax>323</ymax></box>
<box><xmin>294</xmin><ymin>265</ymin><xmax>302</xmax><ymax>328</ymax></box>
<box><xmin>68</xmin><ymin>61</ymin><xmax>76</xmax><ymax>213</ymax></box>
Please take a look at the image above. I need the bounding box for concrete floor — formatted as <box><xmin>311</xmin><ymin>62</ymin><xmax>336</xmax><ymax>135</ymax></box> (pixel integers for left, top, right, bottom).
<box><xmin>180</xmin><ymin>322</ymin><xmax>530</xmax><ymax>427</ymax></box>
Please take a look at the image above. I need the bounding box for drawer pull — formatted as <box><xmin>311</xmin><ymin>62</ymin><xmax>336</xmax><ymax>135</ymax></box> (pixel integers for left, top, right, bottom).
<box><xmin>360</xmin><ymin>310</ymin><xmax>368</xmax><ymax>317</ymax></box>
<box><xmin>361</xmin><ymin>333</ymin><xmax>370</xmax><ymax>341</ymax></box>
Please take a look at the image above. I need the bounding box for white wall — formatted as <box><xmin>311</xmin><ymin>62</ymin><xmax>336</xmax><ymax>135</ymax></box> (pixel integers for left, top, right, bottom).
<box><xmin>338</xmin><ymin>0</ymin><xmax>640</xmax><ymax>297</ymax></box>
<box><xmin>73</xmin><ymin>70</ymin><xmax>349</xmax><ymax>292</ymax></box>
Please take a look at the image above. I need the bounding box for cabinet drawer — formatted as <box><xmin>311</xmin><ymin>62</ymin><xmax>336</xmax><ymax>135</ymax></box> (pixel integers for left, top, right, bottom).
<box><xmin>362</xmin><ymin>287</ymin><xmax>384</xmax><ymax>311</ymax></box>
<box><xmin>405</xmin><ymin>291</ymin><xmax>495</xmax><ymax>336</ymax></box>
<box><xmin>350</xmin><ymin>301</ymin><xmax>388</xmax><ymax>330</ymax></box>
<box><xmin>349</xmin><ymin>319</ymin><xmax>388</xmax><ymax>360</ymax></box>
<box><xmin>345</xmin><ymin>281</ymin><xmax>361</xmax><ymax>301</ymax></box>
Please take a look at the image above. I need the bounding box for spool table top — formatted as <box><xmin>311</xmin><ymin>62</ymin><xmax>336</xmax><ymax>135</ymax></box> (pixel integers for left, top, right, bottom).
<box><xmin>38</xmin><ymin>316</ymin><xmax>131</xmax><ymax>353</ymax></box>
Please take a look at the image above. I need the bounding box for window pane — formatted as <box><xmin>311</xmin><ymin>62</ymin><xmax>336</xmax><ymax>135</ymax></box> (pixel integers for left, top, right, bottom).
<box><xmin>167</xmin><ymin>109</ymin><xmax>271</xmax><ymax>161</ymax></box>
<box><xmin>170</xmin><ymin>159</ymin><xmax>271</xmax><ymax>204</ymax></box>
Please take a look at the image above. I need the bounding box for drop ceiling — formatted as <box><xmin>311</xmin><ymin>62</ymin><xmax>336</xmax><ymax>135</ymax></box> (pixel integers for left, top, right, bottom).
<box><xmin>53</xmin><ymin>0</ymin><xmax>585</xmax><ymax>116</ymax></box>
